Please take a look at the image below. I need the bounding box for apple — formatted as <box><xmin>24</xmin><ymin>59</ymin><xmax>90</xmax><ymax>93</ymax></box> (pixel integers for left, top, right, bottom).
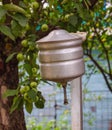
<box><xmin>64</xmin><ymin>14</ymin><xmax>70</xmax><ymax>22</ymax></box>
<box><xmin>25</xmin><ymin>24</ymin><xmax>30</xmax><ymax>31</ymax></box>
<box><xmin>26</xmin><ymin>55</ymin><xmax>30</xmax><ymax>61</ymax></box>
<box><xmin>44</xmin><ymin>10</ymin><xmax>48</xmax><ymax>16</ymax></box>
<box><xmin>20</xmin><ymin>87</ymin><xmax>25</xmax><ymax>94</ymax></box>
<box><xmin>32</xmin><ymin>67</ymin><xmax>37</xmax><ymax>74</ymax></box>
<box><xmin>20</xmin><ymin>86</ymin><xmax>30</xmax><ymax>94</ymax></box>
<box><xmin>41</xmin><ymin>24</ymin><xmax>48</xmax><ymax>32</ymax></box>
<box><xmin>24</xmin><ymin>93</ymin><xmax>30</xmax><ymax>101</ymax></box>
<box><xmin>32</xmin><ymin>1</ymin><xmax>39</xmax><ymax>9</ymax></box>
<box><xmin>96</xmin><ymin>23</ymin><xmax>99</xmax><ymax>27</ymax></box>
<box><xmin>21</xmin><ymin>39</ymin><xmax>28</xmax><ymax>47</ymax></box>
<box><xmin>17</xmin><ymin>53</ymin><xmax>24</xmax><ymax>61</ymax></box>
<box><xmin>102</xmin><ymin>38</ymin><xmax>106</xmax><ymax>42</ymax></box>
<box><xmin>30</xmin><ymin>81</ymin><xmax>37</xmax><ymax>88</ymax></box>
<box><xmin>23</xmin><ymin>93</ymin><xmax>32</xmax><ymax>102</ymax></box>
<box><xmin>88</xmin><ymin>35</ymin><xmax>93</xmax><ymax>39</ymax></box>
<box><xmin>29</xmin><ymin>45</ymin><xmax>35</xmax><ymax>51</ymax></box>
<box><xmin>24</xmin><ymin>85</ymin><xmax>30</xmax><ymax>92</ymax></box>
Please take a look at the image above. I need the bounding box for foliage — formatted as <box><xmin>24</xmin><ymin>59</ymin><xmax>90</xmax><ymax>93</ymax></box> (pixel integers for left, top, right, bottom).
<box><xmin>79</xmin><ymin>0</ymin><xmax>112</xmax><ymax>91</ymax></box>
<box><xmin>1</xmin><ymin>0</ymin><xmax>111</xmax><ymax>115</ymax></box>
<box><xmin>0</xmin><ymin>0</ymin><xmax>97</xmax><ymax>113</ymax></box>
<box><xmin>26</xmin><ymin>110</ymin><xmax>71</xmax><ymax>130</ymax></box>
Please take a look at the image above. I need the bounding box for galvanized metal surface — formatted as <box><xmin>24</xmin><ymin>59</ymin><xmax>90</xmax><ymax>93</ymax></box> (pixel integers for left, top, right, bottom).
<box><xmin>37</xmin><ymin>29</ymin><xmax>82</xmax><ymax>43</ymax></box>
<box><xmin>37</xmin><ymin>29</ymin><xmax>85</xmax><ymax>84</ymax></box>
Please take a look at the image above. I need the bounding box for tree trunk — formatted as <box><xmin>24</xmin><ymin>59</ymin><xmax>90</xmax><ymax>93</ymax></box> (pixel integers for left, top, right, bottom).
<box><xmin>0</xmin><ymin>0</ymin><xmax>27</xmax><ymax>129</ymax></box>
<box><xmin>0</xmin><ymin>57</ymin><xmax>26</xmax><ymax>130</ymax></box>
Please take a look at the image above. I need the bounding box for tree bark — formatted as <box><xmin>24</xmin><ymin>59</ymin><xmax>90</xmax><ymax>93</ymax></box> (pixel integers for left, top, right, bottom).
<box><xmin>0</xmin><ymin>0</ymin><xmax>27</xmax><ymax>129</ymax></box>
<box><xmin>3</xmin><ymin>0</ymin><xmax>19</xmax><ymax>4</ymax></box>
<box><xmin>0</xmin><ymin>56</ymin><xmax>26</xmax><ymax>130</ymax></box>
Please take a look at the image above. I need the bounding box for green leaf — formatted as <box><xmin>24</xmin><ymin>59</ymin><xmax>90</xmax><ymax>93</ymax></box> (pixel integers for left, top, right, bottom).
<box><xmin>12</xmin><ymin>13</ymin><xmax>28</xmax><ymax>27</ymax></box>
<box><xmin>24</xmin><ymin>63</ymin><xmax>32</xmax><ymax>75</ymax></box>
<box><xmin>69</xmin><ymin>15</ymin><xmax>78</xmax><ymax>27</ymax></box>
<box><xmin>3</xmin><ymin>89</ymin><xmax>18</xmax><ymax>98</ymax></box>
<box><xmin>35</xmin><ymin>93</ymin><xmax>45</xmax><ymax>109</ymax></box>
<box><xmin>11</xmin><ymin>20</ymin><xmax>23</xmax><ymax>37</ymax></box>
<box><xmin>3</xmin><ymin>4</ymin><xmax>28</xmax><ymax>16</ymax></box>
<box><xmin>0</xmin><ymin>6</ymin><xmax>7</xmax><ymax>19</ymax></box>
<box><xmin>10</xmin><ymin>96</ymin><xmax>23</xmax><ymax>113</ymax></box>
<box><xmin>35</xmin><ymin>99</ymin><xmax>45</xmax><ymax>109</ymax></box>
<box><xmin>25</xmin><ymin>101</ymin><xmax>33</xmax><ymax>113</ymax></box>
<box><xmin>0</xmin><ymin>25</ymin><xmax>15</xmax><ymax>40</ymax></box>
<box><xmin>27</xmin><ymin>90</ymin><xmax>37</xmax><ymax>101</ymax></box>
<box><xmin>6</xmin><ymin>52</ymin><xmax>17</xmax><ymax>63</ymax></box>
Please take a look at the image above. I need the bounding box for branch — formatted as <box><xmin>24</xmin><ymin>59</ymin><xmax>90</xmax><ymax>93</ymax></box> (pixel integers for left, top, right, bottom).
<box><xmin>85</xmin><ymin>51</ymin><xmax>109</xmax><ymax>75</ymax></box>
<box><xmin>3</xmin><ymin>0</ymin><xmax>19</xmax><ymax>4</ymax></box>
<box><xmin>85</xmin><ymin>52</ymin><xmax>112</xmax><ymax>92</ymax></box>
<box><xmin>82</xmin><ymin>0</ymin><xmax>98</xmax><ymax>10</ymax></box>
<box><xmin>93</xmin><ymin>25</ymin><xmax>112</xmax><ymax>75</ymax></box>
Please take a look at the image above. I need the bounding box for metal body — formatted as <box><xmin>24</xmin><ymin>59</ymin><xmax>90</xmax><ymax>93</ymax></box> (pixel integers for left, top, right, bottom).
<box><xmin>37</xmin><ymin>29</ymin><xmax>84</xmax><ymax>84</ymax></box>
<box><xmin>37</xmin><ymin>29</ymin><xmax>86</xmax><ymax>130</ymax></box>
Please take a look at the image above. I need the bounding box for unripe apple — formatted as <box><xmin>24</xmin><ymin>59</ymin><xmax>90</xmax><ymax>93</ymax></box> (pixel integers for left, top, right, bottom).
<box><xmin>32</xmin><ymin>67</ymin><xmax>37</xmax><ymax>74</ymax></box>
<box><xmin>27</xmin><ymin>55</ymin><xmax>30</xmax><ymax>61</ymax></box>
<box><xmin>96</xmin><ymin>23</ymin><xmax>99</xmax><ymax>27</ymax></box>
<box><xmin>88</xmin><ymin>35</ymin><xmax>93</xmax><ymax>39</ymax></box>
<box><xmin>23</xmin><ymin>93</ymin><xmax>32</xmax><ymax>102</ymax></box>
<box><xmin>30</xmin><ymin>81</ymin><xmax>37</xmax><ymax>88</ymax></box>
<box><xmin>25</xmin><ymin>24</ymin><xmax>30</xmax><ymax>31</ymax></box>
<box><xmin>44</xmin><ymin>10</ymin><xmax>48</xmax><ymax>16</ymax></box>
<box><xmin>64</xmin><ymin>14</ymin><xmax>70</xmax><ymax>22</ymax></box>
<box><xmin>20</xmin><ymin>87</ymin><xmax>25</xmax><ymax>94</ymax></box>
<box><xmin>29</xmin><ymin>45</ymin><xmax>35</xmax><ymax>51</ymax></box>
<box><xmin>41</xmin><ymin>24</ymin><xmax>48</xmax><ymax>32</ymax></box>
<box><xmin>24</xmin><ymin>93</ymin><xmax>29</xmax><ymax>100</ymax></box>
<box><xmin>24</xmin><ymin>85</ymin><xmax>30</xmax><ymax>92</ymax></box>
<box><xmin>21</xmin><ymin>39</ymin><xmax>28</xmax><ymax>47</ymax></box>
<box><xmin>17</xmin><ymin>53</ymin><xmax>24</xmax><ymax>61</ymax></box>
<box><xmin>32</xmin><ymin>1</ymin><xmax>39</xmax><ymax>9</ymax></box>
<box><xmin>102</xmin><ymin>38</ymin><xmax>106</xmax><ymax>42</ymax></box>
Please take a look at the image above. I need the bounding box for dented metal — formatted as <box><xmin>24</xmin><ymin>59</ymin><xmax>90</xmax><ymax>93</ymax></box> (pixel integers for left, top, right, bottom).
<box><xmin>37</xmin><ymin>29</ymin><xmax>85</xmax><ymax>84</ymax></box>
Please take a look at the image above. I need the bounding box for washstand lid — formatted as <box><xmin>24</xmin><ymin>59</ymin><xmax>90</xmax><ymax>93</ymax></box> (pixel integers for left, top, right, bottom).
<box><xmin>37</xmin><ymin>29</ymin><xmax>82</xmax><ymax>43</ymax></box>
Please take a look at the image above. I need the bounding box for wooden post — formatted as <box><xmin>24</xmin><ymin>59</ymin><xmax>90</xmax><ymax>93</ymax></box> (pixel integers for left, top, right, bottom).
<box><xmin>71</xmin><ymin>77</ymin><xmax>83</xmax><ymax>130</ymax></box>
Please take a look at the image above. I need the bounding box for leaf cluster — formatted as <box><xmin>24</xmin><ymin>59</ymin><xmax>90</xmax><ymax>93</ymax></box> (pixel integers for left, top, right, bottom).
<box><xmin>0</xmin><ymin>0</ymin><xmax>101</xmax><ymax>113</ymax></box>
<box><xmin>80</xmin><ymin>1</ymin><xmax>112</xmax><ymax>91</ymax></box>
